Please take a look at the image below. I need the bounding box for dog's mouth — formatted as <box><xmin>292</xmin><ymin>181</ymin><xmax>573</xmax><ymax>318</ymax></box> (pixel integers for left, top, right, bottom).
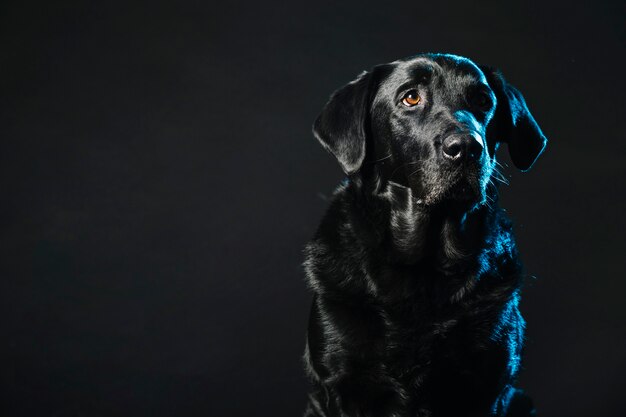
<box><xmin>406</xmin><ymin>161</ymin><xmax>492</xmax><ymax>209</ymax></box>
<box><xmin>444</xmin><ymin>177</ymin><xmax>485</xmax><ymax>205</ymax></box>
<box><xmin>447</xmin><ymin>181</ymin><xmax>478</xmax><ymax>199</ymax></box>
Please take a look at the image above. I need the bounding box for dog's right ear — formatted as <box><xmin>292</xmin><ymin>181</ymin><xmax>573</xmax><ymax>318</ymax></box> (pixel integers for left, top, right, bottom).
<box><xmin>313</xmin><ymin>71</ymin><xmax>373</xmax><ymax>175</ymax></box>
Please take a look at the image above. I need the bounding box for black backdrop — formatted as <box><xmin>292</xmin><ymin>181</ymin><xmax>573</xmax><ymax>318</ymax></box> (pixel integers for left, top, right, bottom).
<box><xmin>1</xmin><ymin>1</ymin><xmax>625</xmax><ymax>416</ymax></box>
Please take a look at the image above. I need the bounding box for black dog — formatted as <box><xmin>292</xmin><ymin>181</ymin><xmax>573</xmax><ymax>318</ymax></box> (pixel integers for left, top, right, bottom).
<box><xmin>302</xmin><ymin>53</ymin><xmax>547</xmax><ymax>417</ymax></box>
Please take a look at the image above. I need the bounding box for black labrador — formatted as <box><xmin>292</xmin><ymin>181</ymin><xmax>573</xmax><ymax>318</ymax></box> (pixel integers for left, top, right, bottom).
<box><xmin>302</xmin><ymin>53</ymin><xmax>547</xmax><ymax>417</ymax></box>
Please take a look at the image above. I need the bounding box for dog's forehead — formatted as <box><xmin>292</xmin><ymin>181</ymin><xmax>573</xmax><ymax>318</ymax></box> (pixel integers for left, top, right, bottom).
<box><xmin>383</xmin><ymin>54</ymin><xmax>488</xmax><ymax>89</ymax></box>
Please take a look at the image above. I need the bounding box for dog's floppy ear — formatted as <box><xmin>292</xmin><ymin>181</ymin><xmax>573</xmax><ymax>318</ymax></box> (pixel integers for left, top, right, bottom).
<box><xmin>313</xmin><ymin>71</ymin><xmax>373</xmax><ymax>175</ymax></box>
<box><xmin>480</xmin><ymin>66</ymin><xmax>547</xmax><ymax>171</ymax></box>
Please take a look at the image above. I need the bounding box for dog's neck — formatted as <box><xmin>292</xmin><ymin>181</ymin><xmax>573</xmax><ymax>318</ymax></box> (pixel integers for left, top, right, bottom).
<box><xmin>346</xmin><ymin>178</ymin><xmax>499</xmax><ymax>273</ymax></box>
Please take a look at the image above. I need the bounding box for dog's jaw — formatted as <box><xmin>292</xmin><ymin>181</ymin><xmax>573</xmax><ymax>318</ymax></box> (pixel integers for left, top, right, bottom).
<box><xmin>402</xmin><ymin>156</ymin><xmax>496</xmax><ymax>212</ymax></box>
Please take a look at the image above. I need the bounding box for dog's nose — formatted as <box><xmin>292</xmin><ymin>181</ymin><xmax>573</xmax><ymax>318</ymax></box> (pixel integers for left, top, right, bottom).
<box><xmin>442</xmin><ymin>134</ymin><xmax>483</xmax><ymax>162</ymax></box>
<box><xmin>442</xmin><ymin>137</ymin><xmax>464</xmax><ymax>160</ymax></box>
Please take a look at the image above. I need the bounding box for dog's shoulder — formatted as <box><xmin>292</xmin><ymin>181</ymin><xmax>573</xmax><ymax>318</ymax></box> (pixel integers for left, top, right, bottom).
<box><xmin>303</xmin><ymin>182</ymin><xmax>371</xmax><ymax>296</ymax></box>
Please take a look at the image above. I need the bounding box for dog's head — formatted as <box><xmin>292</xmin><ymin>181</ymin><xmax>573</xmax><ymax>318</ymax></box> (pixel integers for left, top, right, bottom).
<box><xmin>313</xmin><ymin>53</ymin><xmax>547</xmax><ymax>209</ymax></box>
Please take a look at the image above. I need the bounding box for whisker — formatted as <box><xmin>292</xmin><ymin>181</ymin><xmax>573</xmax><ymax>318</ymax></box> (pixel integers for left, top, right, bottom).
<box><xmin>494</xmin><ymin>160</ymin><xmax>508</xmax><ymax>170</ymax></box>
<box><xmin>408</xmin><ymin>167</ymin><xmax>423</xmax><ymax>178</ymax></box>
<box><xmin>491</xmin><ymin>166</ymin><xmax>510</xmax><ymax>185</ymax></box>
<box><xmin>372</xmin><ymin>154</ymin><xmax>392</xmax><ymax>163</ymax></box>
<box><xmin>491</xmin><ymin>174</ymin><xmax>509</xmax><ymax>186</ymax></box>
<box><xmin>389</xmin><ymin>161</ymin><xmax>420</xmax><ymax>179</ymax></box>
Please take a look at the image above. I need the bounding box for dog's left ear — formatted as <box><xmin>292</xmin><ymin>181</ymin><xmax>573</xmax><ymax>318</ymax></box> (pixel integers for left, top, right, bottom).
<box><xmin>480</xmin><ymin>66</ymin><xmax>548</xmax><ymax>171</ymax></box>
<box><xmin>312</xmin><ymin>70</ymin><xmax>373</xmax><ymax>175</ymax></box>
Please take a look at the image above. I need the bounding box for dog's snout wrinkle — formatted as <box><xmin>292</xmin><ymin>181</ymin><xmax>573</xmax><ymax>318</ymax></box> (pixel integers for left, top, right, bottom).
<box><xmin>454</xmin><ymin>110</ymin><xmax>482</xmax><ymax>133</ymax></box>
<box><xmin>470</xmin><ymin>130</ymin><xmax>485</xmax><ymax>149</ymax></box>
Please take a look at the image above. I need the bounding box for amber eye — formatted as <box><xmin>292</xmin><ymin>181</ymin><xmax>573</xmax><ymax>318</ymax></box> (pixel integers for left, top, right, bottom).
<box><xmin>401</xmin><ymin>90</ymin><xmax>421</xmax><ymax>107</ymax></box>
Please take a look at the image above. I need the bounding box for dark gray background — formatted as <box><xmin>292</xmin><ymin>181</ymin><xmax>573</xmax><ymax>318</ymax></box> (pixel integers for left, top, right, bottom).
<box><xmin>1</xmin><ymin>0</ymin><xmax>624</xmax><ymax>416</ymax></box>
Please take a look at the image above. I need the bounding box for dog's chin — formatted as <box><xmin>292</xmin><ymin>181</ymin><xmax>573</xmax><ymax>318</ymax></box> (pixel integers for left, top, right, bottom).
<box><xmin>413</xmin><ymin>177</ymin><xmax>488</xmax><ymax>212</ymax></box>
<box><xmin>442</xmin><ymin>183</ymin><xmax>487</xmax><ymax>211</ymax></box>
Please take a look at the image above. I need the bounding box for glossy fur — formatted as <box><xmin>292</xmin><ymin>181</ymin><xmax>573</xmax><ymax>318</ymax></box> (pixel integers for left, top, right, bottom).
<box><xmin>303</xmin><ymin>54</ymin><xmax>547</xmax><ymax>417</ymax></box>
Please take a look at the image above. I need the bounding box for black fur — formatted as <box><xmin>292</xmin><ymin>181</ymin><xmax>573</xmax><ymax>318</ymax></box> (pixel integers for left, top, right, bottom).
<box><xmin>303</xmin><ymin>54</ymin><xmax>546</xmax><ymax>417</ymax></box>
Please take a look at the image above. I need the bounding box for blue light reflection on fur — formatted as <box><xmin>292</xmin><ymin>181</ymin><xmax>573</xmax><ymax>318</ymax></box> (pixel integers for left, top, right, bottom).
<box><xmin>490</xmin><ymin>291</ymin><xmax>525</xmax><ymax>414</ymax></box>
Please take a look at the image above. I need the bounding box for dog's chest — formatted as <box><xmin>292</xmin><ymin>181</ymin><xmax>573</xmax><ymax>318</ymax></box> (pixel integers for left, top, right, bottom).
<box><xmin>368</xmin><ymin>268</ymin><xmax>498</xmax><ymax>377</ymax></box>
<box><xmin>377</xmin><ymin>295</ymin><xmax>465</xmax><ymax>358</ymax></box>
